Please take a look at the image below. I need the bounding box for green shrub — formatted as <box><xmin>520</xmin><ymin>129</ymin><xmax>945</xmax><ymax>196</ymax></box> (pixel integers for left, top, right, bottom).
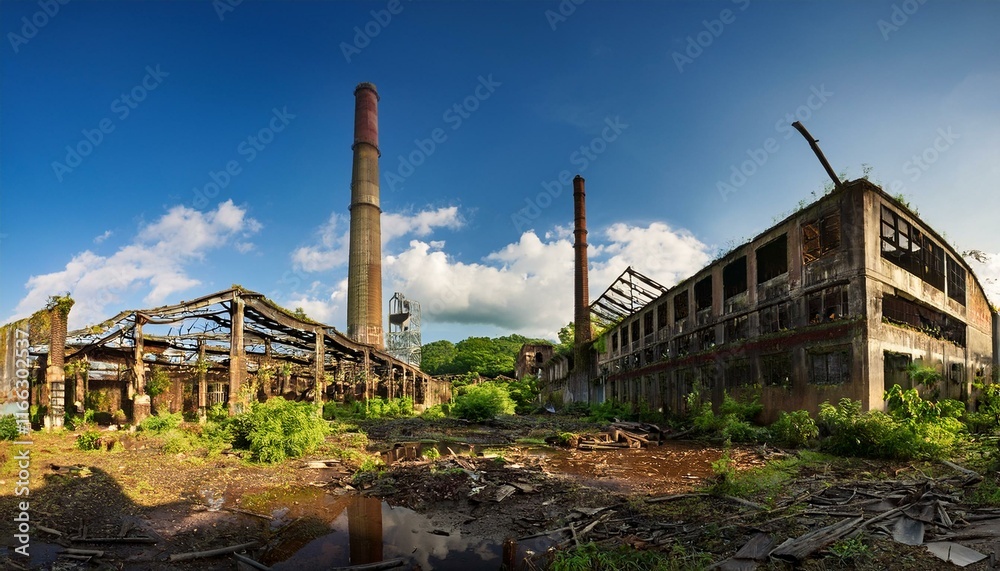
<box><xmin>967</xmin><ymin>382</ymin><xmax>1000</xmax><ymax>433</ymax></box>
<box><xmin>230</xmin><ymin>397</ymin><xmax>328</xmax><ymax>463</ymax></box>
<box><xmin>206</xmin><ymin>402</ymin><xmax>229</xmax><ymax>423</ymax></box>
<box><xmin>139</xmin><ymin>411</ymin><xmax>184</xmax><ymax>433</ymax></box>
<box><xmin>145</xmin><ymin>366</ymin><xmax>172</xmax><ymax>398</ymax></box>
<box><xmin>507</xmin><ymin>375</ymin><xmax>540</xmax><ymax>414</ymax></box>
<box><xmin>819</xmin><ymin>394</ymin><xmax>965</xmax><ymax>460</ymax></box>
<box><xmin>421</xmin><ymin>404</ymin><xmax>447</xmax><ymax>420</ymax></box>
<box><xmin>77</xmin><ymin>430</ymin><xmax>103</xmax><ymax>451</ymax></box>
<box><xmin>322</xmin><ymin>401</ymin><xmax>338</xmax><ymax>420</ymax></box>
<box><xmin>689</xmin><ymin>392</ymin><xmax>769</xmax><ymax>443</ymax></box>
<box><xmin>0</xmin><ymin>415</ymin><xmax>19</xmax><ymax>440</ymax></box>
<box><xmin>563</xmin><ymin>401</ymin><xmax>590</xmax><ymax>416</ymax></box>
<box><xmin>587</xmin><ymin>399</ymin><xmax>632</xmax><ymax>423</ymax></box>
<box><xmin>29</xmin><ymin>405</ymin><xmax>47</xmax><ymax>428</ymax></box>
<box><xmin>770</xmin><ymin>410</ymin><xmax>819</xmax><ymax>447</ymax></box>
<box><xmin>450</xmin><ymin>382</ymin><xmax>515</xmax><ymax>421</ymax></box>
<box><xmin>85</xmin><ymin>390</ymin><xmax>111</xmax><ymax>412</ymax></box>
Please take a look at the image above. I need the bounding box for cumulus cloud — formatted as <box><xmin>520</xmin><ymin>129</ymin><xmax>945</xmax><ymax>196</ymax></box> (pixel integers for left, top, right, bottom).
<box><xmin>966</xmin><ymin>250</ymin><xmax>1000</xmax><ymax>307</ymax></box>
<box><xmin>93</xmin><ymin>230</ymin><xmax>113</xmax><ymax>244</ymax></box>
<box><xmin>9</xmin><ymin>200</ymin><xmax>261</xmax><ymax>328</ymax></box>
<box><xmin>286</xmin><ymin>208</ymin><xmax>712</xmax><ymax>339</ymax></box>
<box><xmin>291</xmin><ymin>206</ymin><xmax>464</xmax><ymax>273</ymax></box>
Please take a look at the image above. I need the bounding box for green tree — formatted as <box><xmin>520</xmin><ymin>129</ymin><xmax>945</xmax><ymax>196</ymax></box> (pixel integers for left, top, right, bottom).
<box><xmin>421</xmin><ymin>340</ymin><xmax>457</xmax><ymax>374</ymax></box>
<box><xmin>556</xmin><ymin>322</ymin><xmax>574</xmax><ymax>355</ymax></box>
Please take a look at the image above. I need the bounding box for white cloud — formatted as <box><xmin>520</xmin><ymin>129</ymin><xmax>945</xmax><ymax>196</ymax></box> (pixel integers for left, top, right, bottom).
<box><xmin>93</xmin><ymin>230</ymin><xmax>113</xmax><ymax>244</ymax></box>
<box><xmin>9</xmin><ymin>200</ymin><xmax>261</xmax><ymax>328</ymax></box>
<box><xmin>291</xmin><ymin>206</ymin><xmax>464</xmax><ymax>273</ymax></box>
<box><xmin>284</xmin><ymin>213</ymin><xmax>712</xmax><ymax>340</ymax></box>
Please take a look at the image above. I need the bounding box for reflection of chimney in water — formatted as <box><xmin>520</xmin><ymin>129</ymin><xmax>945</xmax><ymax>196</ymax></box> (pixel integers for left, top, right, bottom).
<box><xmin>573</xmin><ymin>175</ymin><xmax>592</xmax><ymax>350</ymax></box>
<box><xmin>347</xmin><ymin>82</ymin><xmax>384</xmax><ymax>349</ymax></box>
<box><xmin>347</xmin><ymin>495</ymin><xmax>383</xmax><ymax>564</ymax></box>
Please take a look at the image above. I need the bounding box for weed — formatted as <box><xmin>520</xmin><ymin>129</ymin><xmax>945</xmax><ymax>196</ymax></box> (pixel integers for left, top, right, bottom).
<box><xmin>139</xmin><ymin>411</ymin><xmax>183</xmax><ymax>433</ymax></box>
<box><xmin>421</xmin><ymin>404</ymin><xmax>448</xmax><ymax>419</ymax></box>
<box><xmin>586</xmin><ymin>399</ymin><xmax>632</xmax><ymax>423</ymax></box>
<box><xmin>77</xmin><ymin>430</ymin><xmax>103</xmax><ymax>451</ymax></box>
<box><xmin>0</xmin><ymin>415</ymin><xmax>19</xmax><ymax>440</ymax></box>
<box><xmin>451</xmin><ymin>382</ymin><xmax>515</xmax><ymax>421</ymax></box>
<box><xmin>550</xmin><ymin>541</ymin><xmax>711</xmax><ymax>570</ymax></box>
<box><xmin>968</xmin><ymin>476</ymin><xmax>1000</xmax><ymax>507</ymax></box>
<box><xmin>829</xmin><ymin>536</ymin><xmax>871</xmax><ymax>563</ymax></box>
<box><xmin>230</xmin><ymin>397</ymin><xmax>328</xmax><ymax>463</ymax></box>
<box><xmin>770</xmin><ymin>410</ymin><xmax>819</xmax><ymax>447</ymax></box>
<box><xmin>423</xmin><ymin>447</ymin><xmax>441</xmax><ymax>461</ymax></box>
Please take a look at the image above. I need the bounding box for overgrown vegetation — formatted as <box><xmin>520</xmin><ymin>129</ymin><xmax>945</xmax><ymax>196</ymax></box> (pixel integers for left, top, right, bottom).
<box><xmin>420</xmin><ymin>334</ymin><xmax>549</xmax><ymax>376</ymax></box>
<box><xmin>324</xmin><ymin>397</ymin><xmax>415</xmax><ymax>420</ymax></box>
<box><xmin>550</xmin><ymin>541</ymin><xmax>711</xmax><ymax>571</ymax></box>
<box><xmin>77</xmin><ymin>430</ymin><xmax>103</xmax><ymax>451</ymax></box>
<box><xmin>451</xmin><ymin>381</ymin><xmax>516</xmax><ymax>421</ymax></box>
<box><xmin>770</xmin><ymin>410</ymin><xmax>819</xmax><ymax>448</ymax></box>
<box><xmin>819</xmin><ymin>386</ymin><xmax>966</xmax><ymax>460</ymax></box>
<box><xmin>0</xmin><ymin>414</ymin><xmax>19</xmax><ymax>440</ymax></box>
<box><xmin>507</xmin><ymin>375</ymin><xmax>540</xmax><ymax>414</ymax></box>
<box><xmin>138</xmin><ymin>411</ymin><xmax>184</xmax><ymax>433</ymax></box>
<box><xmin>688</xmin><ymin>390</ymin><xmax>768</xmax><ymax>443</ymax></box>
<box><xmin>230</xmin><ymin>397</ymin><xmax>328</xmax><ymax>463</ymax></box>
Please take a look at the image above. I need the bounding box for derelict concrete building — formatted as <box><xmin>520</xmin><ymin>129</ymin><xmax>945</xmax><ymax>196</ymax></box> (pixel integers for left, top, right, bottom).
<box><xmin>544</xmin><ymin>179</ymin><xmax>996</xmax><ymax>421</ymax></box>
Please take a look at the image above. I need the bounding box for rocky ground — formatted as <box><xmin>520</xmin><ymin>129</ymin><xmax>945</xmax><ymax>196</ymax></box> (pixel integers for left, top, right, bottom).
<box><xmin>1</xmin><ymin>417</ymin><xmax>997</xmax><ymax>570</ymax></box>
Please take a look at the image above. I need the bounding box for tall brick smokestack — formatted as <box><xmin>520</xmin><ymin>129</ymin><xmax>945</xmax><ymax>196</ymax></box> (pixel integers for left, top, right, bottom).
<box><xmin>347</xmin><ymin>82</ymin><xmax>383</xmax><ymax>349</ymax></box>
<box><xmin>573</xmin><ymin>175</ymin><xmax>592</xmax><ymax>350</ymax></box>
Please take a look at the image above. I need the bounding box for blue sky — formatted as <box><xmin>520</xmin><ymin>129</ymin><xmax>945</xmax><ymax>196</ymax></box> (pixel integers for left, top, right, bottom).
<box><xmin>1</xmin><ymin>0</ymin><xmax>998</xmax><ymax>343</ymax></box>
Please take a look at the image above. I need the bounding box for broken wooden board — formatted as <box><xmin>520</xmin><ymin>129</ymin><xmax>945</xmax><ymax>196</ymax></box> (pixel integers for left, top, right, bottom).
<box><xmin>771</xmin><ymin>516</ymin><xmax>862</xmax><ymax>561</ymax></box>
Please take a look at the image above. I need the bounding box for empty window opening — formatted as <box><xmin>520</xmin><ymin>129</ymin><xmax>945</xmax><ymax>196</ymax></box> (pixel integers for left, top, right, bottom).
<box><xmin>756</xmin><ymin>234</ymin><xmax>788</xmax><ymax>283</ymax></box>
<box><xmin>760</xmin><ymin>303</ymin><xmax>790</xmax><ymax>335</ymax></box>
<box><xmin>802</xmin><ymin>213</ymin><xmax>842</xmax><ymax>264</ymax></box>
<box><xmin>695</xmin><ymin>276</ymin><xmax>713</xmax><ymax>311</ymax></box>
<box><xmin>723</xmin><ymin>256</ymin><xmax>748</xmax><ymax>299</ymax></box>
<box><xmin>643</xmin><ymin>311</ymin><xmax>654</xmax><ymax>338</ymax></box>
<box><xmin>809</xmin><ymin>349</ymin><xmax>850</xmax><ymax>385</ymax></box>
<box><xmin>673</xmin><ymin>290</ymin><xmax>689</xmax><ymax>322</ymax></box>
<box><xmin>950</xmin><ymin>362</ymin><xmax>965</xmax><ymax>384</ymax></box>
<box><xmin>534</xmin><ymin>351</ymin><xmax>544</xmax><ymax>364</ymax></box>
<box><xmin>806</xmin><ymin>284</ymin><xmax>849</xmax><ymax>324</ymax></box>
<box><xmin>881</xmin><ymin>205</ymin><xmax>945</xmax><ymax>290</ymax></box>
<box><xmin>673</xmin><ymin>333</ymin><xmax>693</xmax><ymax>356</ymax></box>
<box><xmin>724</xmin><ymin>315</ymin><xmax>748</xmax><ymax>343</ymax></box>
<box><xmin>620</xmin><ymin>326</ymin><xmax>629</xmax><ymax>347</ymax></box>
<box><xmin>884</xmin><ymin>351</ymin><xmax>913</xmax><ymax>391</ymax></box>
<box><xmin>697</xmin><ymin>328</ymin><xmax>716</xmax><ymax>351</ymax></box>
<box><xmin>725</xmin><ymin>359</ymin><xmax>754</xmax><ymax>391</ymax></box>
<box><xmin>760</xmin><ymin>353</ymin><xmax>792</xmax><ymax>388</ymax></box>
<box><xmin>630</xmin><ymin>321</ymin><xmax>640</xmax><ymax>344</ymax></box>
<box><xmin>611</xmin><ymin>332</ymin><xmax>619</xmax><ymax>352</ymax></box>
<box><xmin>657</xmin><ymin>303</ymin><xmax>668</xmax><ymax>330</ymax></box>
<box><xmin>882</xmin><ymin>294</ymin><xmax>966</xmax><ymax>347</ymax></box>
<box><xmin>947</xmin><ymin>256</ymin><xmax>967</xmax><ymax>306</ymax></box>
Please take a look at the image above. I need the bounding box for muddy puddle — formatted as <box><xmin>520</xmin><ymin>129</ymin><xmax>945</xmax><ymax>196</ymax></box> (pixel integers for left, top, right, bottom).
<box><xmin>262</xmin><ymin>494</ymin><xmax>553</xmax><ymax>570</ymax></box>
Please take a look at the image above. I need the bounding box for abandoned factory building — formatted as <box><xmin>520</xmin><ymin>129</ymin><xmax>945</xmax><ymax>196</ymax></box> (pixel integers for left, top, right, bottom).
<box><xmin>545</xmin><ymin>179</ymin><xmax>998</xmax><ymax>421</ymax></box>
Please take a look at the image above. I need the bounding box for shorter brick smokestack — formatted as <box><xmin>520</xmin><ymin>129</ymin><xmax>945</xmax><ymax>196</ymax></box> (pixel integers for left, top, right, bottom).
<box><xmin>573</xmin><ymin>175</ymin><xmax>592</xmax><ymax>348</ymax></box>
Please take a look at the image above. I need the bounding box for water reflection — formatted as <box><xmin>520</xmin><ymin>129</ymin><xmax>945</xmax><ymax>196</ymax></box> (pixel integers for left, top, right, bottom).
<box><xmin>269</xmin><ymin>496</ymin><xmax>552</xmax><ymax>570</ymax></box>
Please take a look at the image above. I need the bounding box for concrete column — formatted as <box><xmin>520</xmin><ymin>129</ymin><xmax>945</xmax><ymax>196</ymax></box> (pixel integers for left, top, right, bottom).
<box><xmin>229</xmin><ymin>296</ymin><xmax>245</xmax><ymax>415</ymax></box>
<box><xmin>197</xmin><ymin>340</ymin><xmax>207</xmax><ymax>422</ymax></box>
<box><xmin>314</xmin><ymin>327</ymin><xmax>325</xmax><ymax>410</ymax></box>
<box><xmin>45</xmin><ymin>302</ymin><xmax>69</xmax><ymax>429</ymax></box>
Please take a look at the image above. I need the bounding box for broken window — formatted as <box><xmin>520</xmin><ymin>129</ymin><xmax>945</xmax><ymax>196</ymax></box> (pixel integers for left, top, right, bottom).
<box><xmin>950</xmin><ymin>362</ymin><xmax>965</xmax><ymax>384</ymax></box>
<box><xmin>697</xmin><ymin>328</ymin><xmax>716</xmax><ymax>351</ymax></box>
<box><xmin>725</xmin><ymin>358</ymin><xmax>754</xmax><ymax>390</ymax></box>
<box><xmin>643</xmin><ymin>311</ymin><xmax>654</xmax><ymax>338</ymax></box>
<box><xmin>695</xmin><ymin>276</ymin><xmax>713</xmax><ymax>312</ymax></box>
<box><xmin>657</xmin><ymin>303</ymin><xmax>668</xmax><ymax>330</ymax></box>
<box><xmin>611</xmin><ymin>332</ymin><xmax>619</xmax><ymax>352</ymax></box>
<box><xmin>806</xmin><ymin>284</ymin><xmax>849</xmax><ymax>324</ymax></box>
<box><xmin>802</xmin><ymin>213</ymin><xmax>841</xmax><ymax>264</ymax></box>
<box><xmin>756</xmin><ymin>234</ymin><xmax>788</xmax><ymax>284</ymax></box>
<box><xmin>947</xmin><ymin>256</ymin><xmax>966</xmax><ymax>306</ymax></box>
<box><xmin>883</xmin><ymin>294</ymin><xmax>966</xmax><ymax>347</ymax></box>
<box><xmin>674</xmin><ymin>290</ymin><xmax>689</xmax><ymax>322</ymax></box>
<box><xmin>884</xmin><ymin>351</ymin><xmax>913</xmax><ymax>391</ymax></box>
<box><xmin>759</xmin><ymin>303</ymin><xmax>790</xmax><ymax>335</ymax></box>
<box><xmin>760</xmin><ymin>353</ymin><xmax>792</xmax><ymax>388</ymax></box>
<box><xmin>724</xmin><ymin>315</ymin><xmax>748</xmax><ymax>343</ymax></box>
<box><xmin>723</xmin><ymin>256</ymin><xmax>748</xmax><ymax>299</ymax></box>
<box><xmin>809</xmin><ymin>349</ymin><xmax>850</xmax><ymax>385</ymax></box>
<box><xmin>631</xmin><ymin>321</ymin><xmax>640</xmax><ymax>344</ymax></box>
<box><xmin>881</xmin><ymin>204</ymin><xmax>946</xmax><ymax>291</ymax></box>
<box><xmin>620</xmin><ymin>325</ymin><xmax>629</xmax><ymax>347</ymax></box>
<box><xmin>673</xmin><ymin>333</ymin><xmax>693</xmax><ymax>356</ymax></box>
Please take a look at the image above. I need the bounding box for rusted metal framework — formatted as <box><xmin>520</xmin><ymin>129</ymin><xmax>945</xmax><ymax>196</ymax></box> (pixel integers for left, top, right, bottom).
<box><xmin>387</xmin><ymin>292</ymin><xmax>421</xmax><ymax>367</ymax></box>
<box><xmin>25</xmin><ymin>287</ymin><xmax>447</xmax><ymax>423</ymax></box>
<box><xmin>589</xmin><ymin>267</ymin><xmax>668</xmax><ymax>328</ymax></box>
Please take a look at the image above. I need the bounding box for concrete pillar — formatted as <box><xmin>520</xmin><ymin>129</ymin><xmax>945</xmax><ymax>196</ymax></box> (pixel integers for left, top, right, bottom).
<box><xmin>314</xmin><ymin>327</ymin><xmax>325</xmax><ymax>411</ymax></box>
<box><xmin>229</xmin><ymin>295</ymin><xmax>245</xmax><ymax>415</ymax></box>
<box><xmin>45</xmin><ymin>302</ymin><xmax>69</xmax><ymax>429</ymax></box>
<box><xmin>131</xmin><ymin>315</ymin><xmax>150</xmax><ymax>425</ymax></box>
<box><xmin>197</xmin><ymin>340</ymin><xmax>207</xmax><ymax>422</ymax></box>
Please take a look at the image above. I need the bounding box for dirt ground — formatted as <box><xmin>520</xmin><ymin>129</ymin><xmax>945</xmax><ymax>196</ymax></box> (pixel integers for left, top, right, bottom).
<box><xmin>1</xmin><ymin>416</ymin><xmax>997</xmax><ymax>570</ymax></box>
